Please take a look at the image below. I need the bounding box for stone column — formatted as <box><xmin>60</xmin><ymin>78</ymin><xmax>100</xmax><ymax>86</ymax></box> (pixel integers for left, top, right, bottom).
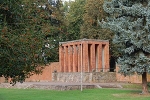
<box><xmin>64</xmin><ymin>46</ymin><xmax>68</xmax><ymax>72</ymax></box>
<box><xmin>98</xmin><ymin>44</ymin><xmax>102</xmax><ymax>72</ymax></box>
<box><xmin>90</xmin><ymin>44</ymin><xmax>95</xmax><ymax>72</ymax></box>
<box><xmin>83</xmin><ymin>42</ymin><xmax>88</xmax><ymax>72</ymax></box>
<box><xmin>68</xmin><ymin>45</ymin><xmax>73</xmax><ymax>72</ymax></box>
<box><xmin>59</xmin><ymin>45</ymin><xmax>64</xmax><ymax>72</ymax></box>
<box><xmin>73</xmin><ymin>45</ymin><xmax>78</xmax><ymax>72</ymax></box>
<box><xmin>77</xmin><ymin>44</ymin><xmax>81</xmax><ymax>72</ymax></box>
<box><xmin>104</xmin><ymin>42</ymin><xmax>110</xmax><ymax>72</ymax></box>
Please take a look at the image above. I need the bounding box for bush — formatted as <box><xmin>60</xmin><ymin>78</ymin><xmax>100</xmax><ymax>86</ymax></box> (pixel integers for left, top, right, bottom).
<box><xmin>148</xmin><ymin>82</ymin><xmax>150</xmax><ymax>87</ymax></box>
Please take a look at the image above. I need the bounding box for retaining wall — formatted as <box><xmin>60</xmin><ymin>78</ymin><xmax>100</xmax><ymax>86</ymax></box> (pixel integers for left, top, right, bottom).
<box><xmin>52</xmin><ymin>72</ymin><xmax>116</xmax><ymax>83</ymax></box>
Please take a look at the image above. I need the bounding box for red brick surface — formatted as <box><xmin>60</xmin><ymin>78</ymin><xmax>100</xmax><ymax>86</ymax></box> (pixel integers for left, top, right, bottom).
<box><xmin>0</xmin><ymin>62</ymin><xmax>60</xmax><ymax>83</ymax></box>
<box><xmin>116</xmin><ymin>66</ymin><xmax>150</xmax><ymax>83</ymax></box>
<box><xmin>59</xmin><ymin>39</ymin><xmax>110</xmax><ymax>73</ymax></box>
<box><xmin>25</xmin><ymin>62</ymin><xmax>60</xmax><ymax>82</ymax></box>
<box><xmin>90</xmin><ymin>44</ymin><xmax>95</xmax><ymax>71</ymax></box>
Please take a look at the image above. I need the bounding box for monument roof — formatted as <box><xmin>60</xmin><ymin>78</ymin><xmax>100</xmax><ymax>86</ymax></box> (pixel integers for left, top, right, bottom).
<box><xmin>59</xmin><ymin>38</ymin><xmax>109</xmax><ymax>44</ymax></box>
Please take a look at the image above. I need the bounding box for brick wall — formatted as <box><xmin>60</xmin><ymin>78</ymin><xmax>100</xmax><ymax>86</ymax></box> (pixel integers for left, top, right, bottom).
<box><xmin>0</xmin><ymin>62</ymin><xmax>60</xmax><ymax>83</ymax></box>
<box><xmin>116</xmin><ymin>66</ymin><xmax>150</xmax><ymax>83</ymax></box>
<box><xmin>25</xmin><ymin>62</ymin><xmax>59</xmax><ymax>82</ymax></box>
<box><xmin>0</xmin><ymin>77</ymin><xmax>6</xmax><ymax>83</ymax></box>
<box><xmin>1</xmin><ymin>62</ymin><xmax>150</xmax><ymax>83</ymax></box>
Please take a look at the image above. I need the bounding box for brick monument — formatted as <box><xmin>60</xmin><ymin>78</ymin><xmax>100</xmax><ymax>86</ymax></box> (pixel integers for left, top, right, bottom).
<box><xmin>59</xmin><ymin>39</ymin><xmax>110</xmax><ymax>73</ymax></box>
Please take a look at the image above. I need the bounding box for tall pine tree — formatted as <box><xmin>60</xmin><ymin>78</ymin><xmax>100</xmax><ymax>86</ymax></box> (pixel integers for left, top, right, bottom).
<box><xmin>99</xmin><ymin>0</ymin><xmax>150</xmax><ymax>94</ymax></box>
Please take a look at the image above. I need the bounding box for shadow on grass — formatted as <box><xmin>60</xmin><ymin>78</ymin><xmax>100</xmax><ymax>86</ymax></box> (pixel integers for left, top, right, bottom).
<box><xmin>114</xmin><ymin>89</ymin><xmax>150</xmax><ymax>97</ymax></box>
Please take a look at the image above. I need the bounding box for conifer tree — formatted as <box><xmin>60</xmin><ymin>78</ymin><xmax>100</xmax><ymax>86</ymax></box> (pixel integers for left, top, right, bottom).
<box><xmin>99</xmin><ymin>0</ymin><xmax>150</xmax><ymax>94</ymax></box>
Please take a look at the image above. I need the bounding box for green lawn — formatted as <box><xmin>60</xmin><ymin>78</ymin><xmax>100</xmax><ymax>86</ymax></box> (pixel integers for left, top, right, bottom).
<box><xmin>0</xmin><ymin>88</ymin><xmax>150</xmax><ymax>100</ymax></box>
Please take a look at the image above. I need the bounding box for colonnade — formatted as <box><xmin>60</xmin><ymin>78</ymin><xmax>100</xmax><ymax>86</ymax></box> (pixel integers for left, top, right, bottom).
<box><xmin>59</xmin><ymin>39</ymin><xmax>110</xmax><ymax>72</ymax></box>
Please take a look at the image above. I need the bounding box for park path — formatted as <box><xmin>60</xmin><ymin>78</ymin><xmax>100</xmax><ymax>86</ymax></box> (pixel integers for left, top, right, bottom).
<box><xmin>0</xmin><ymin>81</ymin><xmax>124</xmax><ymax>90</ymax></box>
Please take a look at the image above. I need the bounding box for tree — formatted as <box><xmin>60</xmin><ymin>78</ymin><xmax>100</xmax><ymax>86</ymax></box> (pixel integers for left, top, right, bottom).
<box><xmin>65</xmin><ymin>0</ymin><xmax>86</xmax><ymax>40</ymax></box>
<box><xmin>0</xmin><ymin>0</ymin><xmax>52</xmax><ymax>83</ymax></box>
<box><xmin>43</xmin><ymin>0</ymin><xmax>67</xmax><ymax>62</ymax></box>
<box><xmin>80</xmin><ymin>0</ymin><xmax>107</xmax><ymax>39</ymax></box>
<box><xmin>81</xmin><ymin>0</ymin><xmax>119</xmax><ymax>70</ymax></box>
<box><xmin>99</xmin><ymin>0</ymin><xmax>150</xmax><ymax>94</ymax></box>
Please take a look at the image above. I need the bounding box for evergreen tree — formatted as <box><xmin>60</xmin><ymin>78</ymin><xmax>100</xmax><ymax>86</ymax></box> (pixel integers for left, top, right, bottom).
<box><xmin>99</xmin><ymin>0</ymin><xmax>150</xmax><ymax>94</ymax></box>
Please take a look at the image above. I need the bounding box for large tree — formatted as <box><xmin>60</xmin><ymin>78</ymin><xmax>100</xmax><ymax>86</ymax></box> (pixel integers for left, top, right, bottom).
<box><xmin>43</xmin><ymin>0</ymin><xmax>68</xmax><ymax>62</ymax></box>
<box><xmin>80</xmin><ymin>0</ymin><xmax>107</xmax><ymax>39</ymax></box>
<box><xmin>0</xmin><ymin>0</ymin><xmax>53</xmax><ymax>83</ymax></box>
<box><xmin>99</xmin><ymin>0</ymin><xmax>150</xmax><ymax>94</ymax></box>
<box><xmin>65</xmin><ymin>0</ymin><xmax>86</xmax><ymax>40</ymax></box>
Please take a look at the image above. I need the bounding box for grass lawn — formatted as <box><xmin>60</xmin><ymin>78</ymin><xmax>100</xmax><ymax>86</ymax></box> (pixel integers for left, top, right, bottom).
<box><xmin>0</xmin><ymin>88</ymin><xmax>150</xmax><ymax>100</ymax></box>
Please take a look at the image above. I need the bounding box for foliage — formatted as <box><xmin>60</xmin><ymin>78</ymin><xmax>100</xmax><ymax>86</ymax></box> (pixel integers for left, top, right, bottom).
<box><xmin>0</xmin><ymin>0</ymin><xmax>53</xmax><ymax>81</ymax></box>
<box><xmin>65</xmin><ymin>0</ymin><xmax>86</xmax><ymax>40</ymax></box>
<box><xmin>99</xmin><ymin>0</ymin><xmax>150</xmax><ymax>75</ymax></box>
<box><xmin>80</xmin><ymin>0</ymin><xmax>107</xmax><ymax>39</ymax></box>
<box><xmin>42</xmin><ymin>0</ymin><xmax>68</xmax><ymax>62</ymax></box>
<box><xmin>99</xmin><ymin>0</ymin><xmax>150</xmax><ymax>94</ymax></box>
<box><xmin>148</xmin><ymin>82</ymin><xmax>150</xmax><ymax>87</ymax></box>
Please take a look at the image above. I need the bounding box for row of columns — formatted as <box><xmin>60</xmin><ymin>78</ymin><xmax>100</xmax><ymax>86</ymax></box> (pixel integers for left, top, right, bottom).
<box><xmin>59</xmin><ymin>41</ymin><xmax>109</xmax><ymax>72</ymax></box>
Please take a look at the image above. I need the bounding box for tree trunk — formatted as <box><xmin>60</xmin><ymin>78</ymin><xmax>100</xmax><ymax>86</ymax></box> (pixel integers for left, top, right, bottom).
<box><xmin>142</xmin><ymin>72</ymin><xmax>149</xmax><ymax>94</ymax></box>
